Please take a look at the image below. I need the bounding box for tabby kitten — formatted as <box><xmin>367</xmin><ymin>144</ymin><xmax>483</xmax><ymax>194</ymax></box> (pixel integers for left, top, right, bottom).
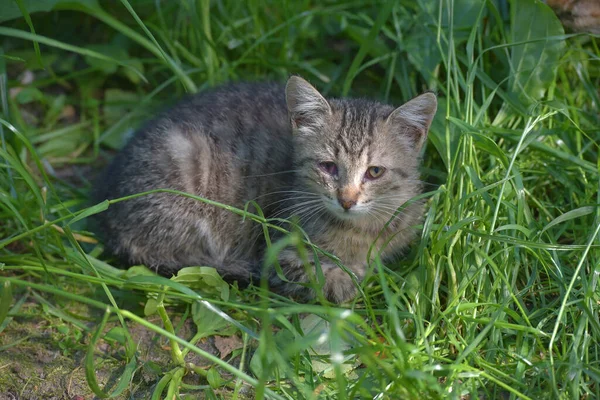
<box><xmin>93</xmin><ymin>76</ymin><xmax>437</xmax><ymax>303</ymax></box>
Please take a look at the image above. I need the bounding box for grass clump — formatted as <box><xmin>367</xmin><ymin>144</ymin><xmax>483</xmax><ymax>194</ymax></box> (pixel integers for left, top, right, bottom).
<box><xmin>1</xmin><ymin>0</ymin><xmax>599</xmax><ymax>399</ymax></box>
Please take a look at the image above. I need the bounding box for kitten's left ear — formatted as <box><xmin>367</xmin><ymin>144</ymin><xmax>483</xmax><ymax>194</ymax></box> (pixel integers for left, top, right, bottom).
<box><xmin>386</xmin><ymin>92</ymin><xmax>437</xmax><ymax>150</ymax></box>
<box><xmin>285</xmin><ymin>76</ymin><xmax>332</xmax><ymax>131</ymax></box>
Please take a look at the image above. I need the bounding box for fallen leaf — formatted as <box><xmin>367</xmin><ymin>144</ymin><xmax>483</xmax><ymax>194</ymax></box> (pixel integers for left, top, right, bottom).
<box><xmin>60</xmin><ymin>104</ymin><xmax>76</xmax><ymax>120</ymax></box>
<box><xmin>214</xmin><ymin>335</ymin><xmax>243</xmax><ymax>359</ymax></box>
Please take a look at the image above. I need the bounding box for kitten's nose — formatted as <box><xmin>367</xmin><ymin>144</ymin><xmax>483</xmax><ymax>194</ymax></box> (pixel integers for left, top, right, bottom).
<box><xmin>338</xmin><ymin>187</ymin><xmax>359</xmax><ymax>211</ymax></box>
<box><xmin>338</xmin><ymin>197</ymin><xmax>356</xmax><ymax>210</ymax></box>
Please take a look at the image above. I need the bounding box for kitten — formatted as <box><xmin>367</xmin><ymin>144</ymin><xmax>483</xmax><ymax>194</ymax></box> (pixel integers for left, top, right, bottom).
<box><xmin>92</xmin><ymin>76</ymin><xmax>437</xmax><ymax>303</ymax></box>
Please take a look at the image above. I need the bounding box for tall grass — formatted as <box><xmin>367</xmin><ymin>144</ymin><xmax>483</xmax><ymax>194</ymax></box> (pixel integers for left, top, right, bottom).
<box><xmin>1</xmin><ymin>0</ymin><xmax>599</xmax><ymax>398</ymax></box>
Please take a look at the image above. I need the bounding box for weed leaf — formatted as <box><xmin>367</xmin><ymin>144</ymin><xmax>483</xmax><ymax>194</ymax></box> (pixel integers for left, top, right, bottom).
<box><xmin>509</xmin><ymin>0</ymin><xmax>565</xmax><ymax>106</ymax></box>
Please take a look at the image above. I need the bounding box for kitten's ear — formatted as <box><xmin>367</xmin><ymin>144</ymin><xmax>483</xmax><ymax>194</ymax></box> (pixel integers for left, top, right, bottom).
<box><xmin>386</xmin><ymin>92</ymin><xmax>437</xmax><ymax>150</ymax></box>
<box><xmin>285</xmin><ymin>76</ymin><xmax>331</xmax><ymax>130</ymax></box>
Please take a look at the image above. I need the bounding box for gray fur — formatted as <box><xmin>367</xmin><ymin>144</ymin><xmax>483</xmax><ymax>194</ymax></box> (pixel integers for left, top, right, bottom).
<box><xmin>92</xmin><ymin>76</ymin><xmax>437</xmax><ymax>303</ymax></box>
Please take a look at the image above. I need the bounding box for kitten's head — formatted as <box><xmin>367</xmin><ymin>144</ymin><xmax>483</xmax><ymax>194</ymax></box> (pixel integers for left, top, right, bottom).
<box><xmin>285</xmin><ymin>76</ymin><xmax>437</xmax><ymax>227</ymax></box>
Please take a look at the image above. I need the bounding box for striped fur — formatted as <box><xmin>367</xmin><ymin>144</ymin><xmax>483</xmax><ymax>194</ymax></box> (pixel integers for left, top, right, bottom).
<box><xmin>92</xmin><ymin>76</ymin><xmax>437</xmax><ymax>303</ymax></box>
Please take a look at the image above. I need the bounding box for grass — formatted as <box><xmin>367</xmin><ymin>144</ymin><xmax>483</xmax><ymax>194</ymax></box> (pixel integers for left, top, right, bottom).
<box><xmin>1</xmin><ymin>0</ymin><xmax>599</xmax><ymax>398</ymax></box>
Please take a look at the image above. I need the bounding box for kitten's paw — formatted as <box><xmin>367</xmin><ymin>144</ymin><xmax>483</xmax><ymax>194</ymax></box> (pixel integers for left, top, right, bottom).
<box><xmin>323</xmin><ymin>267</ymin><xmax>360</xmax><ymax>304</ymax></box>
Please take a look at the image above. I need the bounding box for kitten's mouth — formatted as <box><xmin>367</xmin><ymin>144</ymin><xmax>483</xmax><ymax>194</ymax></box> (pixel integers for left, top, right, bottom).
<box><xmin>323</xmin><ymin>197</ymin><xmax>368</xmax><ymax>220</ymax></box>
<box><xmin>334</xmin><ymin>209</ymin><xmax>356</xmax><ymax>219</ymax></box>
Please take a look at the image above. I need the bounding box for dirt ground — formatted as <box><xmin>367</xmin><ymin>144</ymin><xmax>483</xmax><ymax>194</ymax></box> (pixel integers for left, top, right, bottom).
<box><xmin>0</xmin><ymin>300</ymin><xmax>229</xmax><ymax>400</ymax></box>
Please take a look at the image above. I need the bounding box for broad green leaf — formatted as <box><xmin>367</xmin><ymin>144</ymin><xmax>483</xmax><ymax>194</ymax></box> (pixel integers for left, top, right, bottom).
<box><xmin>207</xmin><ymin>367</ymin><xmax>224</xmax><ymax>389</ymax></box>
<box><xmin>191</xmin><ymin>301</ymin><xmax>232</xmax><ymax>338</ymax></box>
<box><xmin>126</xmin><ymin>275</ymin><xmax>257</xmax><ymax>338</ymax></box>
<box><xmin>172</xmin><ymin>266</ymin><xmax>230</xmax><ymax>301</ymax></box>
<box><xmin>144</xmin><ymin>298</ymin><xmax>159</xmax><ymax>316</ymax></box>
<box><xmin>84</xmin><ymin>44</ymin><xmax>128</xmax><ymax>74</ymax></box>
<box><xmin>15</xmin><ymin>87</ymin><xmax>44</xmax><ymax>104</ymax></box>
<box><xmin>508</xmin><ymin>0</ymin><xmax>565</xmax><ymax>106</ymax></box>
<box><xmin>0</xmin><ymin>0</ymin><xmax>61</xmax><ymax>22</ymax></box>
<box><xmin>406</xmin><ymin>0</ymin><xmax>484</xmax><ymax>83</ymax></box>
<box><xmin>0</xmin><ymin>0</ymin><xmax>102</xmax><ymax>22</ymax></box>
<box><xmin>104</xmin><ymin>327</ymin><xmax>129</xmax><ymax>345</ymax></box>
<box><xmin>123</xmin><ymin>265</ymin><xmax>156</xmax><ymax>278</ymax></box>
<box><xmin>249</xmin><ymin>344</ymin><xmax>279</xmax><ymax>379</ymax></box>
<box><xmin>404</xmin><ymin>26</ymin><xmax>441</xmax><ymax>83</ymax></box>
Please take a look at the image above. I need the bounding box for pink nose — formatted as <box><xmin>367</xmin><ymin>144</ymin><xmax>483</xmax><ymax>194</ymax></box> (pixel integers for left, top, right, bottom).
<box><xmin>338</xmin><ymin>197</ymin><xmax>356</xmax><ymax>210</ymax></box>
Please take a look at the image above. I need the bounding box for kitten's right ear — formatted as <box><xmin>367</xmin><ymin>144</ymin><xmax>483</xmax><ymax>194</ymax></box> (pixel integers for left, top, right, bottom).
<box><xmin>285</xmin><ymin>76</ymin><xmax>331</xmax><ymax>131</ymax></box>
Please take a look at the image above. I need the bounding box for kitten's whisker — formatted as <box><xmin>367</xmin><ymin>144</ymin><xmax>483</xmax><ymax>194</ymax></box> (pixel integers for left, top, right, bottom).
<box><xmin>371</xmin><ymin>207</ymin><xmax>396</xmax><ymax>221</ymax></box>
<box><xmin>374</xmin><ymin>201</ymin><xmax>418</xmax><ymax>210</ymax></box>
<box><xmin>251</xmin><ymin>190</ymin><xmax>319</xmax><ymax>201</ymax></box>
<box><xmin>372</xmin><ymin>205</ymin><xmax>410</xmax><ymax>214</ymax></box>
<box><xmin>373</xmin><ymin>200</ymin><xmax>423</xmax><ymax>210</ymax></box>
<box><xmin>299</xmin><ymin>205</ymin><xmax>326</xmax><ymax>225</ymax></box>
<box><xmin>373</xmin><ymin>203</ymin><xmax>411</xmax><ymax>211</ymax></box>
<box><xmin>365</xmin><ymin>210</ymin><xmax>384</xmax><ymax>227</ymax></box>
<box><xmin>370</xmin><ymin>208</ymin><xmax>410</xmax><ymax>221</ymax></box>
<box><xmin>371</xmin><ymin>210</ymin><xmax>400</xmax><ymax>226</ymax></box>
<box><xmin>242</xmin><ymin>169</ymin><xmax>301</xmax><ymax>179</ymax></box>
<box><xmin>375</xmin><ymin>190</ymin><xmax>428</xmax><ymax>197</ymax></box>
<box><xmin>401</xmin><ymin>179</ymin><xmax>440</xmax><ymax>187</ymax></box>
<box><xmin>372</xmin><ymin>194</ymin><xmax>414</xmax><ymax>201</ymax></box>
<box><xmin>368</xmin><ymin>203</ymin><xmax>404</xmax><ymax>211</ymax></box>
<box><xmin>246</xmin><ymin>199</ymin><xmax>325</xmax><ymax>237</ymax></box>
<box><xmin>265</xmin><ymin>193</ymin><xmax>320</xmax><ymax>203</ymax></box>
<box><xmin>273</xmin><ymin>199</ymin><xmax>323</xmax><ymax>213</ymax></box>
<box><xmin>263</xmin><ymin>195</ymin><xmax>321</xmax><ymax>210</ymax></box>
<box><xmin>270</xmin><ymin>199</ymin><xmax>324</xmax><ymax>218</ymax></box>
<box><xmin>369</xmin><ymin>208</ymin><xmax>388</xmax><ymax>223</ymax></box>
<box><xmin>300</xmin><ymin>207</ymin><xmax>329</xmax><ymax>237</ymax></box>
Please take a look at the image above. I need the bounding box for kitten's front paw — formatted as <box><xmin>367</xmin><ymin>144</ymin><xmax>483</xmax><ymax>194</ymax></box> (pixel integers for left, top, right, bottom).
<box><xmin>323</xmin><ymin>267</ymin><xmax>360</xmax><ymax>304</ymax></box>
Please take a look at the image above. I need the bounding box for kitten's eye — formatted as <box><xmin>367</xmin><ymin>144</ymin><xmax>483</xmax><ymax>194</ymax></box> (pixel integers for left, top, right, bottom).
<box><xmin>319</xmin><ymin>161</ymin><xmax>338</xmax><ymax>176</ymax></box>
<box><xmin>365</xmin><ymin>166</ymin><xmax>385</xmax><ymax>180</ymax></box>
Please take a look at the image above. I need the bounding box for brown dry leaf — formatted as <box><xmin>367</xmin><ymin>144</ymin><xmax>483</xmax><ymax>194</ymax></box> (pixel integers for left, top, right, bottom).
<box><xmin>60</xmin><ymin>104</ymin><xmax>76</xmax><ymax>120</ymax></box>
<box><xmin>214</xmin><ymin>335</ymin><xmax>243</xmax><ymax>360</ymax></box>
